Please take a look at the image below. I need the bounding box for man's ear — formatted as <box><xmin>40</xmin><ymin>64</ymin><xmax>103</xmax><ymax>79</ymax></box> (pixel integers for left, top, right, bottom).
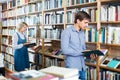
<box><xmin>77</xmin><ymin>19</ymin><xmax>80</xmax><ymax>23</ymax></box>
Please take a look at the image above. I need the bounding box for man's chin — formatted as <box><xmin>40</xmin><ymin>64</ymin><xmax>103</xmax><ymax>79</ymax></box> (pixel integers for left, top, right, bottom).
<box><xmin>82</xmin><ymin>28</ymin><xmax>86</xmax><ymax>30</ymax></box>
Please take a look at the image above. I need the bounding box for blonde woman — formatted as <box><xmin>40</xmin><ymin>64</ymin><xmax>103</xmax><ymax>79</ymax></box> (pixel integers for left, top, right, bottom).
<box><xmin>12</xmin><ymin>22</ymin><xmax>30</xmax><ymax>72</ymax></box>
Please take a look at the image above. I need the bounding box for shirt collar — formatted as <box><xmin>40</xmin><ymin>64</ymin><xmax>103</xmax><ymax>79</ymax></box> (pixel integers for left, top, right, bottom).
<box><xmin>71</xmin><ymin>26</ymin><xmax>83</xmax><ymax>32</ymax></box>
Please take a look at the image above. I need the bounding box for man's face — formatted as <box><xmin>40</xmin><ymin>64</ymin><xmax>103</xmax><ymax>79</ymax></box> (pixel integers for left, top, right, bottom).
<box><xmin>77</xmin><ymin>19</ymin><xmax>89</xmax><ymax>30</ymax></box>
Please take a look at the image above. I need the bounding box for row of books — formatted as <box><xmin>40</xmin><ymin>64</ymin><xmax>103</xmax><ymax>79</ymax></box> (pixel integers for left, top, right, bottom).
<box><xmin>4</xmin><ymin>25</ymin><xmax>62</xmax><ymax>40</ymax></box>
<box><xmin>86</xmin><ymin>66</ymin><xmax>120</xmax><ymax>80</ymax></box>
<box><xmin>2</xmin><ymin>19</ymin><xmax>16</xmax><ymax>26</ymax></box>
<box><xmin>85</xmin><ymin>25</ymin><xmax>120</xmax><ymax>44</ymax></box>
<box><xmin>1</xmin><ymin>37</ymin><xmax>9</xmax><ymax>45</ymax></box>
<box><xmin>4</xmin><ymin>53</ymin><xmax>14</xmax><ymax>64</ymax></box>
<box><xmin>44</xmin><ymin>27</ymin><xmax>63</xmax><ymax>39</ymax></box>
<box><xmin>44</xmin><ymin>57</ymin><xmax>64</xmax><ymax>67</ymax></box>
<box><xmin>2</xmin><ymin>0</ymin><xmax>120</xmax><ymax>22</ymax></box>
<box><xmin>66</xmin><ymin>4</ymin><xmax>120</xmax><ymax>24</ymax></box>
<box><xmin>2</xmin><ymin>2</ymin><xmax>42</xmax><ymax>19</ymax></box>
<box><xmin>2</xmin><ymin>28</ymin><xmax>15</xmax><ymax>36</ymax></box>
<box><xmin>44</xmin><ymin>11</ymin><xmax>64</xmax><ymax>24</ymax></box>
<box><xmin>4</xmin><ymin>51</ymin><xmax>43</xmax><ymax>71</ymax></box>
<box><xmin>44</xmin><ymin>0</ymin><xmax>63</xmax><ymax>10</ymax></box>
<box><xmin>0</xmin><ymin>54</ymin><xmax>4</xmax><ymax>68</ymax></box>
<box><xmin>3</xmin><ymin>5</ymin><xmax>120</xmax><ymax>26</ymax></box>
<box><xmin>67</xmin><ymin>8</ymin><xmax>97</xmax><ymax>23</ymax></box>
<box><xmin>16</xmin><ymin>0</ymin><xmax>29</xmax><ymax>6</ymax></box>
<box><xmin>66</xmin><ymin>0</ymin><xmax>96</xmax><ymax>6</ymax></box>
<box><xmin>2</xmin><ymin>15</ymin><xmax>42</xmax><ymax>27</ymax></box>
<box><xmin>1</xmin><ymin>45</ymin><xmax>13</xmax><ymax>55</ymax></box>
<box><xmin>29</xmin><ymin>52</ymin><xmax>42</xmax><ymax>65</ymax></box>
<box><xmin>101</xmin><ymin>5</ymin><xmax>120</xmax><ymax>21</ymax></box>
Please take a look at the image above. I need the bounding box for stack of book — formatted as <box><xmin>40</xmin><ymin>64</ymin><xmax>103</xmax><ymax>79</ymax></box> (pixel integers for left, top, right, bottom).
<box><xmin>40</xmin><ymin>66</ymin><xmax>79</xmax><ymax>80</ymax></box>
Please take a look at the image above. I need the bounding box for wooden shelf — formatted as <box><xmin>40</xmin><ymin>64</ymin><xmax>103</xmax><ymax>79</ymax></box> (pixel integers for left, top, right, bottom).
<box><xmin>100</xmin><ymin>65</ymin><xmax>120</xmax><ymax>73</ymax></box>
<box><xmin>28</xmin><ymin>11</ymin><xmax>42</xmax><ymax>15</ymax></box>
<box><xmin>43</xmin><ymin>23</ymin><xmax>64</xmax><ymax>26</ymax></box>
<box><xmin>44</xmin><ymin>53</ymin><xmax>64</xmax><ymax>60</ymax></box>
<box><xmin>7</xmin><ymin>6</ymin><xmax>16</xmax><ymax>10</ymax></box>
<box><xmin>100</xmin><ymin>43</ymin><xmax>120</xmax><ymax>47</ymax></box>
<box><xmin>44</xmin><ymin>7</ymin><xmax>64</xmax><ymax>12</ymax></box>
<box><xmin>66</xmin><ymin>2</ymin><xmax>97</xmax><ymax>9</ymax></box>
<box><xmin>16</xmin><ymin>3</ymin><xmax>28</xmax><ymax>8</ymax></box>
<box><xmin>28</xmin><ymin>0</ymin><xmax>42</xmax><ymax>4</ymax></box>
<box><xmin>101</xmin><ymin>0</ymin><xmax>120</xmax><ymax>4</ymax></box>
<box><xmin>66</xmin><ymin>22</ymin><xmax>97</xmax><ymax>25</ymax></box>
<box><xmin>101</xmin><ymin>21</ymin><xmax>120</xmax><ymax>24</ymax></box>
<box><xmin>85</xmin><ymin>62</ymin><xmax>96</xmax><ymax>67</ymax></box>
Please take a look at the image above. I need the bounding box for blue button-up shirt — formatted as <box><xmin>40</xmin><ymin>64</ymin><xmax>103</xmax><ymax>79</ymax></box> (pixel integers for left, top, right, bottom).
<box><xmin>61</xmin><ymin>25</ymin><xmax>86</xmax><ymax>71</ymax></box>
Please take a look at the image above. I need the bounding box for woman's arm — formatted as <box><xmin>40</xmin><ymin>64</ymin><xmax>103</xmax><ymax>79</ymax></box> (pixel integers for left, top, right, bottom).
<box><xmin>12</xmin><ymin>33</ymin><xmax>23</xmax><ymax>49</ymax></box>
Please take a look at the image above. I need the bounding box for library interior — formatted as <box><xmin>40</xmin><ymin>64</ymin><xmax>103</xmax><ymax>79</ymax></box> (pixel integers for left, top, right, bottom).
<box><xmin>0</xmin><ymin>0</ymin><xmax>120</xmax><ymax>80</ymax></box>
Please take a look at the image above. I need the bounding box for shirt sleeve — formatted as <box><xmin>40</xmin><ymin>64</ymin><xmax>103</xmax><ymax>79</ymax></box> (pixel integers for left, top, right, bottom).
<box><xmin>12</xmin><ymin>33</ymin><xmax>23</xmax><ymax>49</ymax></box>
<box><xmin>61</xmin><ymin>30</ymin><xmax>82</xmax><ymax>56</ymax></box>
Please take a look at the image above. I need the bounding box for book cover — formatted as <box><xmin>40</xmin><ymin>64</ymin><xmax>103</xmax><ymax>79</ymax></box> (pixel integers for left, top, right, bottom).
<box><xmin>107</xmin><ymin>59</ymin><xmax>120</xmax><ymax>68</ymax></box>
<box><xmin>82</xmin><ymin>49</ymin><xmax>108</xmax><ymax>57</ymax></box>
<box><xmin>40</xmin><ymin>66</ymin><xmax>78</xmax><ymax>78</ymax></box>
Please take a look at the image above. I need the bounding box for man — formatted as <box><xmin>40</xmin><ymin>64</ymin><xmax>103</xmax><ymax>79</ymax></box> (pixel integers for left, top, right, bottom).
<box><xmin>61</xmin><ymin>11</ymin><xmax>96</xmax><ymax>80</ymax></box>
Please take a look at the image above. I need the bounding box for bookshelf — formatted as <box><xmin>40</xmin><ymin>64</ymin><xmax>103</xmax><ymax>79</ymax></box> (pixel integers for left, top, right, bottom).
<box><xmin>0</xmin><ymin>4</ymin><xmax>2</xmax><ymax>53</ymax></box>
<box><xmin>1</xmin><ymin>0</ymin><xmax>120</xmax><ymax>80</ymax></box>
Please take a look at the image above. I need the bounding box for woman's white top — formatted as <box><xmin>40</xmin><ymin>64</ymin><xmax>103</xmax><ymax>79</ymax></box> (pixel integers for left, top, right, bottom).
<box><xmin>12</xmin><ymin>32</ymin><xmax>26</xmax><ymax>50</ymax></box>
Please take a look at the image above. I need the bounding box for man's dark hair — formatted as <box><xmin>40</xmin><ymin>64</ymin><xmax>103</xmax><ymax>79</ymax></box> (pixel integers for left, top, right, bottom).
<box><xmin>74</xmin><ymin>11</ymin><xmax>91</xmax><ymax>23</ymax></box>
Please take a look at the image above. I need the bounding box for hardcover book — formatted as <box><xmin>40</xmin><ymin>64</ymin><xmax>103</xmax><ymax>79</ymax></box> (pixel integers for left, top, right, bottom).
<box><xmin>107</xmin><ymin>59</ymin><xmax>120</xmax><ymax>68</ymax></box>
<box><xmin>82</xmin><ymin>49</ymin><xmax>108</xmax><ymax>57</ymax></box>
<box><xmin>25</xmin><ymin>43</ymin><xmax>36</xmax><ymax>47</ymax></box>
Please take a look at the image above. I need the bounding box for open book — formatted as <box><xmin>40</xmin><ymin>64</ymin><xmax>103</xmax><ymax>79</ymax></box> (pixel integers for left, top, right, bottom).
<box><xmin>25</xmin><ymin>43</ymin><xmax>36</xmax><ymax>47</ymax></box>
<box><xmin>82</xmin><ymin>49</ymin><xmax>108</xmax><ymax>58</ymax></box>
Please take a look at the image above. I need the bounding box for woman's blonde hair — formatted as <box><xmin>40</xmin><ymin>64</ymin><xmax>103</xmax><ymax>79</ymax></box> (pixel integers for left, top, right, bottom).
<box><xmin>17</xmin><ymin>22</ymin><xmax>28</xmax><ymax>32</ymax></box>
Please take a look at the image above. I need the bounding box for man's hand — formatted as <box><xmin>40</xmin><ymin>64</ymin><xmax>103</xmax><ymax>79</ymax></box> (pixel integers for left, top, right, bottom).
<box><xmin>90</xmin><ymin>53</ymin><xmax>98</xmax><ymax>59</ymax></box>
